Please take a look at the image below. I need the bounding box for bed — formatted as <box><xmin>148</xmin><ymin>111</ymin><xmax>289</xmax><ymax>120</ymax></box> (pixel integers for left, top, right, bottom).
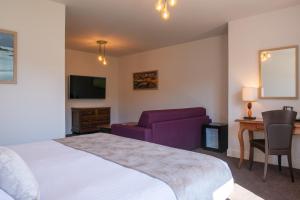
<box><xmin>1</xmin><ymin>133</ymin><xmax>234</xmax><ymax>200</ymax></box>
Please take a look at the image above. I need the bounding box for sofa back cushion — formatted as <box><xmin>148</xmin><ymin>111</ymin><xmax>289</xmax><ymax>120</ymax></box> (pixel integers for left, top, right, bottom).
<box><xmin>138</xmin><ymin>107</ymin><xmax>207</xmax><ymax>128</ymax></box>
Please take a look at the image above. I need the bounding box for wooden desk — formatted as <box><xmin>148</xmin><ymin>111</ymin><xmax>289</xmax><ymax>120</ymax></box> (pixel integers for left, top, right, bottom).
<box><xmin>235</xmin><ymin>119</ymin><xmax>300</xmax><ymax>168</ymax></box>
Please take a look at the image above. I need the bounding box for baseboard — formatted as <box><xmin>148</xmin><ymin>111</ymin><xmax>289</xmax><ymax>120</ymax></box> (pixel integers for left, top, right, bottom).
<box><xmin>227</xmin><ymin>148</ymin><xmax>300</xmax><ymax>169</ymax></box>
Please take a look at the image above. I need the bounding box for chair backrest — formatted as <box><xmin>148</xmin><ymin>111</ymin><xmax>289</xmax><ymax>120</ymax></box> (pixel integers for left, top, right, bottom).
<box><xmin>262</xmin><ymin>110</ymin><xmax>297</xmax><ymax>151</ymax></box>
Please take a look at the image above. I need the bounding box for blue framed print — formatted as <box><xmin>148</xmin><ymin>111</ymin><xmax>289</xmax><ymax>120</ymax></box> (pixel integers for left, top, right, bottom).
<box><xmin>0</xmin><ymin>29</ymin><xmax>17</xmax><ymax>83</ymax></box>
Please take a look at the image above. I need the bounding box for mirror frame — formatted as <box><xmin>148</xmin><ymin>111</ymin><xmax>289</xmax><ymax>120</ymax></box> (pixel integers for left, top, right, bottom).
<box><xmin>259</xmin><ymin>45</ymin><xmax>299</xmax><ymax>99</ymax></box>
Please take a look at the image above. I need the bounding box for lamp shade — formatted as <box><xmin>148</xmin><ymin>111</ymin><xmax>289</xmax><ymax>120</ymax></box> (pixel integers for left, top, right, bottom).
<box><xmin>242</xmin><ymin>87</ymin><xmax>257</xmax><ymax>102</ymax></box>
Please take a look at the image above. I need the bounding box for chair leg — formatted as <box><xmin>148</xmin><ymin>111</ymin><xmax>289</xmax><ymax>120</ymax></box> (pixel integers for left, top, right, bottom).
<box><xmin>249</xmin><ymin>145</ymin><xmax>254</xmax><ymax>170</ymax></box>
<box><xmin>287</xmin><ymin>153</ymin><xmax>295</xmax><ymax>182</ymax></box>
<box><xmin>263</xmin><ymin>154</ymin><xmax>268</xmax><ymax>182</ymax></box>
<box><xmin>278</xmin><ymin>155</ymin><xmax>282</xmax><ymax>172</ymax></box>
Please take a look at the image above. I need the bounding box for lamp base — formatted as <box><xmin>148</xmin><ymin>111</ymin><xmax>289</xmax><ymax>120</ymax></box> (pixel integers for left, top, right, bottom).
<box><xmin>243</xmin><ymin>116</ymin><xmax>256</xmax><ymax>120</ymax></box>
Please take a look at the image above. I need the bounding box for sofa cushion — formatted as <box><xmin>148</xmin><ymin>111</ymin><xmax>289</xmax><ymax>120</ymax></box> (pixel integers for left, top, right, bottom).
<box><xmin>111</xmin><ymin>124</ymin><xmax>153</xmax><ymax>141</ymax></box>
<box><xmin>138</xmin><ymin>107</ymin><xmax>207</xmax><ymax>128</ymax></box>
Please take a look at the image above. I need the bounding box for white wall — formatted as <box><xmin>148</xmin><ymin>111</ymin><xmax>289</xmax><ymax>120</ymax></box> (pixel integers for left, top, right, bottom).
<box><xmin>118</xmin><ymin>35</ymin><xmax>228</xmax><ymax>123</ymax></box>
<box><xmin>0</xmin><ymin>0</ymin><xmax>65</xmax><ymax>145</ymax></box>
<box><xmin>228</xmin><ymin>5</ymin><xmax>300</xmax><ymax>168</ymax></box>
<box><xmin>65</xmin><ymin>49</ymin><xmax>119</xmax><ymax>134</ymax></box>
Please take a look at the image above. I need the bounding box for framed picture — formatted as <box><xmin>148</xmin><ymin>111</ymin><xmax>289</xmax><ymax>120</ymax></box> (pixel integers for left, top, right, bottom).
<box><xmin>133</xmin><ymin>70</ymin><xmax>158</xmax><ymax>90</ymax></box>
<box><xmin>0</xmin><ymin>29</ymin><xmax>17</xmax><ymax>84</ymax></box>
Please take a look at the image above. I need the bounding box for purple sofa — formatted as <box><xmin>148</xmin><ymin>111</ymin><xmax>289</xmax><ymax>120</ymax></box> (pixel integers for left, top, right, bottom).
<box><xmin>111</xmin><ymin>107</ymin><xmax>211</xmax><ymax>150</ymax></box>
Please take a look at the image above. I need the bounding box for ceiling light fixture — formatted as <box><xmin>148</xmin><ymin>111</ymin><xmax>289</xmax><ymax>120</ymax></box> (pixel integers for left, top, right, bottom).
<box><xmin>155</xmin><ymin>0</ymin><xmax>177</xmax><ymax>20</ymax></box>
<box><xmin>97</xmin><ymin>40</ymin><xmax>108</xmax><ymax>66</ymax></box>
<box><xmin>261</xmin><ymin>51</ymin><xmax>271</xmax><ymax>62</ymax></box>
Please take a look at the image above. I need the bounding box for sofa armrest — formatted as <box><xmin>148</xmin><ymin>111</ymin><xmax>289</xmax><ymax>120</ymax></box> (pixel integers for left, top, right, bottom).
<box><xmin>111</xmin><ymin>124</ymin><xmax>152</xmax><ymax>141</ymax></box>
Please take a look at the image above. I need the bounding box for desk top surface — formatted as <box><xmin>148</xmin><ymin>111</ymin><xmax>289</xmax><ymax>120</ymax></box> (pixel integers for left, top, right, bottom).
<box><xmin>235</xmin><ymin>118</ymin><xmax>263</xmax><ymax>123</ymax></box>
<box><xmin>235</xmin><ymin>118</ymin><xmax>300</xmax><ymax>129</ymax></box>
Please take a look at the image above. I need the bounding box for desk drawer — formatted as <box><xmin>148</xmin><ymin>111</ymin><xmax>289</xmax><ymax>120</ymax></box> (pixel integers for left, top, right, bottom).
<box><xmin>255</xmin><ymin>124</ymin><xmax>264</xmax><ymax>130</ymax></box>
<box><xmin>241</xmin><ymin>123</ymin><xmax>264</xmax><ymax>131</ymax></box>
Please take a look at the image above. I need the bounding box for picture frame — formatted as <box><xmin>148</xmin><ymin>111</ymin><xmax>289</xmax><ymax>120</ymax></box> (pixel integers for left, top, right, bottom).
<box><xmin>0</xmin><ymin>29</ymin><xmax>17</xmax><ymax>84</ymax></box>
<box><xmin>133</xmin><ymin>70</ymin><xmax>158</xmax><ymax>90</ymax></box>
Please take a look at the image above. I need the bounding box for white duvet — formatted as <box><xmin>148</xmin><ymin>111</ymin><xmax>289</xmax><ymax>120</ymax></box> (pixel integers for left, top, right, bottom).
<box><xmin>5</xmin><ymin>141</ymin><xmax>177</xmax><ymax>200</ymax></box>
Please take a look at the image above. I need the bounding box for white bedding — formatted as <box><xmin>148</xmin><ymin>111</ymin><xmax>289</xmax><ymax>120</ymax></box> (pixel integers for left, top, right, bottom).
<box><xmin>7</xmin><ymin>141</ymin><xmax>177</xmax><ymax>200</ymax></box>
<box><xmin>57</xmin><ymin>133</ymin><xmax>234</xmax><ymax>200</ymax></box>
<box><xmin>5</xmin><ymin>139</ymin><xmax>233</xmax><ymax>200</ymax></box>
<box><xmin>0</xmin><ymin>189</ymin><xmax>13</xmax><ymax>200</ymax></box>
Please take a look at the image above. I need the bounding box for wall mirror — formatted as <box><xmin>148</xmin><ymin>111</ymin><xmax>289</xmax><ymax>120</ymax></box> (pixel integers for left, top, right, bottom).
<box><xmin>259</xmin><ymin>45</ymin><xmax>298</xmax><ymax>99</ymax></box>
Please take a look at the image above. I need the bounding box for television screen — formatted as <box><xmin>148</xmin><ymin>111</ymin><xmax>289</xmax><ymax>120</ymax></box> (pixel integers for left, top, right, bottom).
<box><xmin>69</xmin><ymin>75</ymin><xmax>106</xmax><ymax>99</ymax></box>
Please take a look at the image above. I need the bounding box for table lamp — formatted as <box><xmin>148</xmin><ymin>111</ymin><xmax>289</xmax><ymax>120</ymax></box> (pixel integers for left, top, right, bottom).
<box><xmin>242</xmin><ymin>87</ymin><xmax>257</xmax><ymax>120</ymax></box>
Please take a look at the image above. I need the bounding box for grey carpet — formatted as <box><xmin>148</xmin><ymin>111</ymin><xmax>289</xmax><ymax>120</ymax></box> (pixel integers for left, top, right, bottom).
<box><xmin>195</xmin><ymin>149</ymin><xmax>300</xmax><ymax>200</ymax></box>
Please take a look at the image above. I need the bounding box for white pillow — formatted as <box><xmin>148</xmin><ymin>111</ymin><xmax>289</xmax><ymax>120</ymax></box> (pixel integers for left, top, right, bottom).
<box><xmin>0</xmin><ymin>147</ymin><xmax>40</xmax><ymax>200</ymax></box>
<box><xmin>0</xmin><ymin>189</ymin><xmax>14</xmax><ymax>200</ymax></box>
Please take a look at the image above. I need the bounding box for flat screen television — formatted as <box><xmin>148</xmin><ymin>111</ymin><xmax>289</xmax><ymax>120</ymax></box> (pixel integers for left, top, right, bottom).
<box><xmin>69</xmin><ymin>75</ymin><xmax>106</xmax><ymax>99</ymax></box>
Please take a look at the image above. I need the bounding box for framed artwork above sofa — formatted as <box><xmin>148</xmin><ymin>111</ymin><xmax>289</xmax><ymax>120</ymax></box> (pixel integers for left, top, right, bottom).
<box><xmin>133</xmin><ymin>70</ymin><xmax>158</xmax><ymax>90</ymax></box>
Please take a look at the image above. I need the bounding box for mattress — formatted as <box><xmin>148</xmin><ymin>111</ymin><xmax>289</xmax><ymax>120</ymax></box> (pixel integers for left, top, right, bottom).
<box><xmin>5</xmin><ymin>134</ymin><xmax>234</xmax><ymax>200</ymax></box>
<box><xmin>7</xmin><ymin>141</ymin><xmax>176</xmax><ymax>200</ymax></box>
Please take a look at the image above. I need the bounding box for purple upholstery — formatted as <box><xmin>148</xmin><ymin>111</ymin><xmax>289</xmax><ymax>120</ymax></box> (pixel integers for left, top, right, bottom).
<box><xmin>138</xmin><ymin>107</ymin><xmax>206</xmax><ymax>128</ymax></box>
<box><xmin>111</xmin><ymin>107</ymin><xmax>211</xmax><ymax>150</ymax></box>
<box><xmin>112</xmin><ymin>124</ymin><xmax>152</xmax><ymax>141</ymax></box>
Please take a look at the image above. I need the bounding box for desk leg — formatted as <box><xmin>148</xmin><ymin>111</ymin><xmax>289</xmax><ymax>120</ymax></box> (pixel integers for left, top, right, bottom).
<box><xmin>248</xmin><ymin>131</ymin><xmax>254</xmax><ymax>141</ymax></box>
<box><xmin>238</xmin><ymin>127</ymin><xmax>246</xmax><ymax>168</ymax></box>
<box><xmin>248</xmin><ymin>131</ymin><xmax>254</xmax><ymax>169</ymax></box>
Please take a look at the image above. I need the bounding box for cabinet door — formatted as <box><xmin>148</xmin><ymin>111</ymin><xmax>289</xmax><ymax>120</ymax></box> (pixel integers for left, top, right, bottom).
<box><xmin>205</xmin><ymin>128</ymin><xmax>219</xmax><ymax>149</ymax></box>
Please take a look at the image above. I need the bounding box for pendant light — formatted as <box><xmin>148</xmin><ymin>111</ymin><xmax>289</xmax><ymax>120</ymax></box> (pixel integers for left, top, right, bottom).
<box><xmin>97</xmin><ymin>40</ymin><xmax>108</xmax><ymax>66</ymax></box>
<box><xmin>155</xmin><ymin>0</ymin><xmax>177</xmax><ymax>20</ymax></box>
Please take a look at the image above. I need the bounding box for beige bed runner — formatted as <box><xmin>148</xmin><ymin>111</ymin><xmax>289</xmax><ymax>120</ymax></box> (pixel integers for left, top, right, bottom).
<box><xmin>56</xmin><ymin>133</ymin><xmax>233</xmax><ymax>200</ymax></box>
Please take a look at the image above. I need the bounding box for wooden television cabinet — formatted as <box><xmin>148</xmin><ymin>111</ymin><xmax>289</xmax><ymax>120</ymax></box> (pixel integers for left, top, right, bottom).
<box><xmin>71</xmin><ymin>107</ymin><xmax>110</xmax><ymax>134</ymax></box>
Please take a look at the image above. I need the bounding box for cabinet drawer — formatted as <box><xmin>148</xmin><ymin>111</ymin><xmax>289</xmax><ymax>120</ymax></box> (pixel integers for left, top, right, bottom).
<box><xmin>96</xmin><ymin>109</ymin><xmax>110</xmax><ymax>115</ymax></box>
<box><xmin>80</xmin><ymin>120</ymin><xmax>100</xmax><ymax>125</ymax></box>
<box><xmin>81</xmin><ymin>115</ymin><xmax>109</xmax><ymax>122</ymax></box>
<box><xmin>79</xmin><ymin>110</ymin><xmax>96</xmax><ymax>116</ymax></box>
<box><xmin>80</xmin><ymin>115</ymin><xmax>100</xmax><ymax>121</ymax></box>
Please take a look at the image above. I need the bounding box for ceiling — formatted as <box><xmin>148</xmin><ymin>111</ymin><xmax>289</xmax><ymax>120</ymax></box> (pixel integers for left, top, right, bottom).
<box><xmin>52</xmin><ymin>0</ymin><xmax>300</xmax><ymax>56</ymax></box>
